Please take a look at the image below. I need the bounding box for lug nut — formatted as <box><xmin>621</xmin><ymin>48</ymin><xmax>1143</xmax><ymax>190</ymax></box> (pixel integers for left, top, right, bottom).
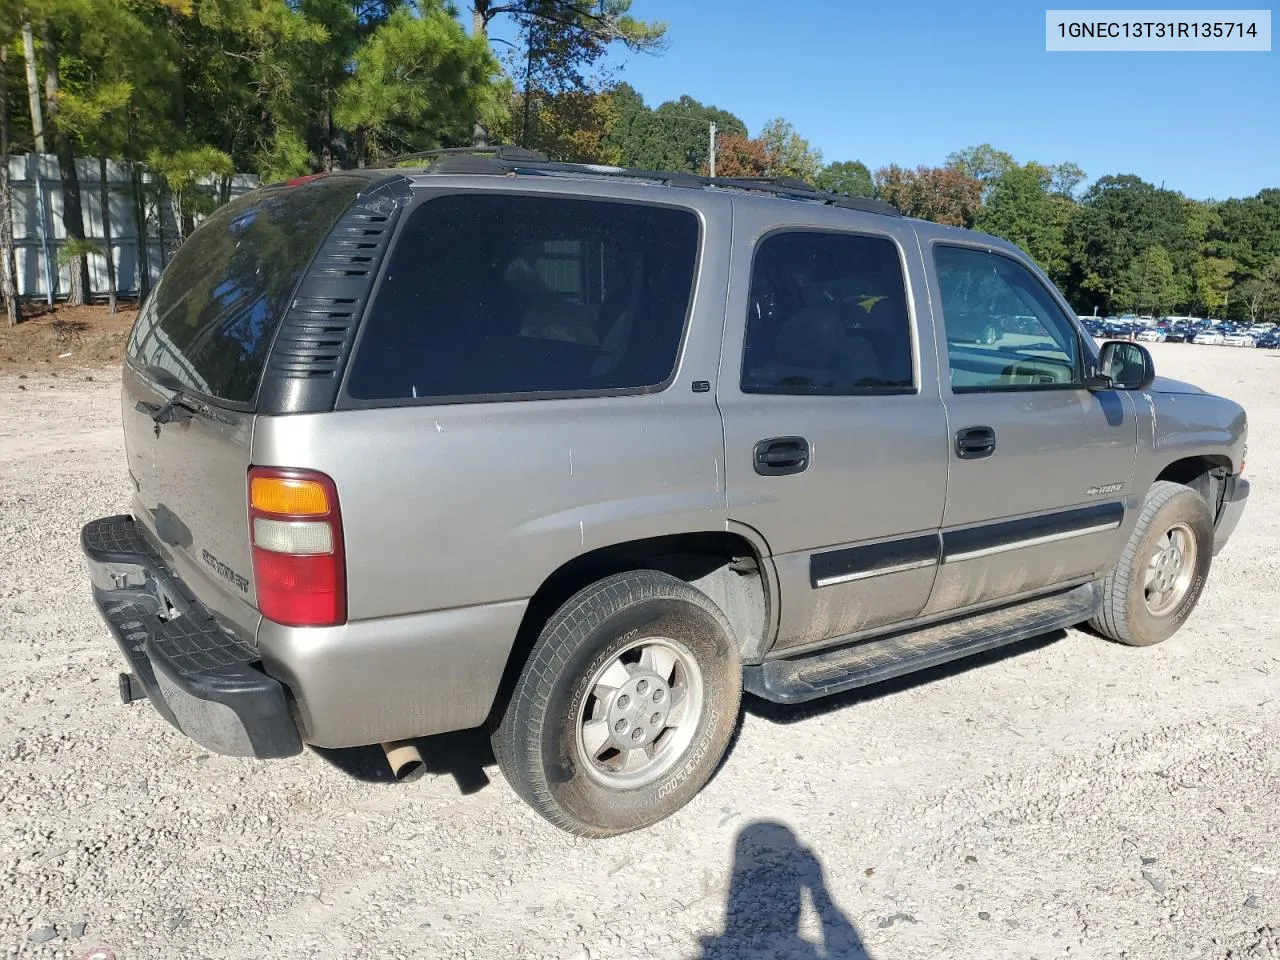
<box><xmin>614</xmin><ymin>719</ymin><xmax>628</xmax><ymax>733</ymax></box>
<box><xmin>631</xmin><ymin>727</ymin><xmax>645</xmax><ymax>743</ymax></box>
<box><xmin>636</xmin><ymin>679</ymin><xmax>649</xmax><ymax>694</ymax></box>
<box><xmin>651</xmin><ymin>713</ymin><xmax>661</xmax><ymax>726</ymax></box>
<box><xmin>617</xmin><ymin>694</ymin><xmax>630</xmax><ymax>709</ymax></box>
<box><xmin>652</xmin><ymin>688</ymin><xmax>664</xmax><ymax>703</ymax></box>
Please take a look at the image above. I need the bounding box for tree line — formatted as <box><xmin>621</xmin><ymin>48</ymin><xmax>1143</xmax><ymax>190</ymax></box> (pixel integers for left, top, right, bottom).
<box><xmin>0</xmin><ymin>0</ymin><xmax>1276</xmax><ymax>326</ymax></box>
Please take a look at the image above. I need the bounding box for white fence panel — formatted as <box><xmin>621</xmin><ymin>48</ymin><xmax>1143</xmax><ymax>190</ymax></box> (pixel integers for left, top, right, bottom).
<box><xmin>5</xmin><ymin>154</ymin><xmax>259</xmax><ymax>301</ymax></box>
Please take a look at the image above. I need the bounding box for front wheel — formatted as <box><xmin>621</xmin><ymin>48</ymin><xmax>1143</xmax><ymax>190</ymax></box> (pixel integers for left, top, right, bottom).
<box><xmin>1090</xmin><ymin>481</ymin><xmax>1214</xmax><ymax>646</ymax></box>
<box><xmin>492</xmin><ymin>570</ymin><xmax>742</xmax><ymax>837</ymax></box>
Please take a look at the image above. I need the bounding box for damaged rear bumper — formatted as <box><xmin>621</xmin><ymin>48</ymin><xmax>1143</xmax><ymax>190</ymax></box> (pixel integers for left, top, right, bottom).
<box><xmin>81</xmin><ymin>515</ymin><xmax>301</xmax><ymax>759</ymax></box>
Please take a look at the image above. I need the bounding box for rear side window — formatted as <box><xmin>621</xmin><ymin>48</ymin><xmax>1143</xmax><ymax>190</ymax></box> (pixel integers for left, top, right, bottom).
<box><xmin>344</xmin><ymin>194</ymin><xmax>700</xmax><ymax>402</ymax></box>
<box><xmin>126</xmin><ymin>177</ymin><xmax>362</xmax><ymax>404</ymax></box>
<box><xmin>741</xmin><ymin>230</ymin><xmax>914</xmax><ymax>395</ymax></box>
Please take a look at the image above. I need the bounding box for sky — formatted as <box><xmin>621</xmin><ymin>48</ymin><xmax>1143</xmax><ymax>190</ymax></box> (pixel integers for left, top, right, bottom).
<box><xmin>591</xmin><ymin>0</ymin><xmax>1277</xmax><ymax>200</ymax></box>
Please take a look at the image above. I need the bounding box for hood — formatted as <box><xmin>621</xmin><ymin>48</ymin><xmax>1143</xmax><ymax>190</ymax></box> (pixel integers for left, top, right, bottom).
<box><xmin>1149</xmin><ymin>375</ymin><xmax>1207</xmax><ymax>396</ymax></box>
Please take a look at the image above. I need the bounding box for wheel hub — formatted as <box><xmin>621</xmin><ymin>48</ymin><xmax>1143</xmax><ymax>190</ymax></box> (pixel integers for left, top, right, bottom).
<box><xmin>1143</xmin><ymin>521</ymin><xmax>1197</xmax><ymax>617</ymax></box>
<box><xmin>575</xmin><ymin>636</ymin><xmax>705</xmax><ymax>789</ymax></box>
<box><xmin>603</xmin><ymin>672</ymin><xmax>671</xmax><ymax>749</ymax></box>
<box><xmin>1152</xmin><ymin>542</ymin><xmax>1182</xmax><ymax>592</ymax></box>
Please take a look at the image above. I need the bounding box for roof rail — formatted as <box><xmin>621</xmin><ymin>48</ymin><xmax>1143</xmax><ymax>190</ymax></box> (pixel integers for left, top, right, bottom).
<box><xmin>369</xmin><ymin>146</ymin><xmax>550</xmax><ymax>170</ymax></box>
<box><xmin>376</xmin><ymin>145</ymin><xmax>901</xmax><ymax>217</ymax></box>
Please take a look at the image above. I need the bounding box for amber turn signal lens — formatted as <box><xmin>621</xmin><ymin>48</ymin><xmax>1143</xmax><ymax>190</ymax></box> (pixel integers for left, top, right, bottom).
<box><xmin>250</xmin><ymin>476</ymin><xmax>330</xmax><ymax>516</ymax></box>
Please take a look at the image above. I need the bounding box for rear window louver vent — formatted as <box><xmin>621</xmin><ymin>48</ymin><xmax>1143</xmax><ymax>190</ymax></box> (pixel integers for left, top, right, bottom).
<box><xmin>257</xmin><ymin>178</ymin><xmax>409</xmax><ymax>414</ymax></box>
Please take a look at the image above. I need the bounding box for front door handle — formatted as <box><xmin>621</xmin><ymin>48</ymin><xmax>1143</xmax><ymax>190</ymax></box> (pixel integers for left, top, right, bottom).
<box><xmin>955</xmin><ymin>426</ymin><xmax>997</xmax><ymax>460</ymax></box>
<box><xmin>754</xmin><ymin>437</ymin><xmax>810</xmax><ymax>476</ymax></box>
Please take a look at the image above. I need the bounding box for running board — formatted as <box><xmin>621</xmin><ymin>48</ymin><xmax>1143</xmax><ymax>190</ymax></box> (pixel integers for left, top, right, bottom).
<box><xmin>744</xmin><ymin>582</ymin><xmax>1099</xmax><ymax>704</ymax></box>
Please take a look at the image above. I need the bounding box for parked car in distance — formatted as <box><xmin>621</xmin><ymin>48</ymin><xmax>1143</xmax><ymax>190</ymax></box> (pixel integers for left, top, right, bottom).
<box><xmin>1163</xmin><ymin>327</ymin><xmax>1191</xmax><ymax>343</ymax></box>
<box><xmin>1135</xmin><ymin>328</ymin><xmax>1166</xmax><ymax>343</ymax></box>
<box><xmin>1255</xmin><ymin>330</ymin><xmax>1280</xmax><ymax>349</ymax></box>
<box><xmin>1223</xmin><ymin>333</ymin><xmax>1256</xmax><ymax>347</ymax></box>
<box><xmin>78</xmin><ymin>150</ymin><xmax>1251</xmax><ymax>837</ymax></box>
<box><xmin>1194</xmin><ymin>330</ymin><xmax>1226</xmax><ymax>345</ymax></box>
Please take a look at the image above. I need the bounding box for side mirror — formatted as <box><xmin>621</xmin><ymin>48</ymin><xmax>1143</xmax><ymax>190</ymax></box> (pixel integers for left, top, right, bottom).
<box><xmin>1091</xmin><ymin>340</ymin><xmax>1155</xmax><ymax>391</ymax></box>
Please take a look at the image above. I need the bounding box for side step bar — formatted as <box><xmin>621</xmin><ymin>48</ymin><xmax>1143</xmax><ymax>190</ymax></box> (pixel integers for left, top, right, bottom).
<box><xmin>744</xmin><ymin>582</ymin><xmax>1099</xmax><ymax>705</ymax></box>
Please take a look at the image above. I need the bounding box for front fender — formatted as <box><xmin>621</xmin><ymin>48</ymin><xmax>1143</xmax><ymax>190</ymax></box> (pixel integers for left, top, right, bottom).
<box><xmin>1135</xmin><ymin>389</ymin><xmax>1248</xmax><ymax>488</ymax></box>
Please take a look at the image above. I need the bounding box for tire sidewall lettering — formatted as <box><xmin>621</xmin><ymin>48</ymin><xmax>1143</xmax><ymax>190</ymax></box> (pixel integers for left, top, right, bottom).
<box><xmin>657</xmin><ymin>708</ymin><xmax>721</xmax><ymax>801</ymax></box>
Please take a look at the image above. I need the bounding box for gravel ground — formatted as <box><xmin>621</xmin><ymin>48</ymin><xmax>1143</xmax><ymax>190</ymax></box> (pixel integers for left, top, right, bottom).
<box><xmin>2</xmin><ymin>344</ymin><xmax>1278</xmax><ymax>960</ymax></box>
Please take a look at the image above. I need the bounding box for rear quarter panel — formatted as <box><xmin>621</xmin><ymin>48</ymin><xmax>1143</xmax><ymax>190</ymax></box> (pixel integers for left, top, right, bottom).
<box><xmin>251</xmin><ymin>187</ymin><xmax>734</xmax><ymax>621</ymax></box>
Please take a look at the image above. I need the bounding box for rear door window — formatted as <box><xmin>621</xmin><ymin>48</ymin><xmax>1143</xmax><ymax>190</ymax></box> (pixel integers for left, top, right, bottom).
<box><xmin>741</xmin><ymin>230</ymin><xmax>915</xmax><ymax>394</ymax></box>
<box><xmin>344</xmin><ymin>193</ymin><xmax>700</xmax><ymax>402</ymax></box>
<box><xmin>126</xmin><ymin>176</ymin><xmax>362</xmax><ymax>404</ymax></box>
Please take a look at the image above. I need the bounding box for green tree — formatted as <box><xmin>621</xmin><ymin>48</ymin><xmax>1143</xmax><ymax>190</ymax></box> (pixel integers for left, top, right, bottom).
<box><xmin>976</xmin><ymin>162</ymin><xmax>1072</xmax><ymax>283</ymax></box>
<box><xmin>1065</xmin><ymin>175</ymin><xmax>1191</xmax><ymax>312</ymax></box>
<box><xmin>1049</xmin><ymin>161</ymin><xmax>1086</xmax><ymax>197</ymax></box>
<box><xmin>493</xmin><ymin>87</ymin><xmax>618</xmax><ymax>162</ymax></box>
<box><xmin>815</xmin><ymin>160</ymin><xmax>875</xmax><ymax>197</ymax></box>
<box><xmin>471</xmin><ymin>1</ymin><xmax>665</xmax><ymax>147</ymax></box>
<box><xmin>335</xmin><ymin>2</ymin><xmax>504</xmax><ymax>164</ymax></box>
<box><xmin>1120</xmin><ymin>245</ymin><xmax>1181</xmax><ymax>316</ymax></box>
<box><xmin>1237</xmin><ymin>256</ymin><xmax>1280</xmax><ymax>322</ymax></box>
<box><xmin>603</xmin><ymin>85</ymin><xmax>745</xmax><ymax>172</ymax></box>
<box><xmin>758</xmin><ymin>117</ymin><xmax>821</xmax><ymax>183</ymax></box>
<box><xmin>946</xmin><ymin>142</ymin><xmax>1014</xmax><ymax>199</ymax></box>
<box><xmin>1191</xmin><ymin>256</ymin><xmax>1235</xmax><ymax>318</ymax></box>
<box><xmin>1213</xmin><ymin>189</ymin><xmax>1280</xmax><ymax>278</ymax></box>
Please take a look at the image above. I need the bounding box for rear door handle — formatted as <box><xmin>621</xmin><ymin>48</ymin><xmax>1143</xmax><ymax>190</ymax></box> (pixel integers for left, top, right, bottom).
<box><xmin>955</xmin><ymin>426</ymin><xmax>996</xmax><ymax>460</ymax></box>
<box><xmin>754</xmin><ymin>437</ymin><xmax>810</xmax><ymax>476</ymax></box>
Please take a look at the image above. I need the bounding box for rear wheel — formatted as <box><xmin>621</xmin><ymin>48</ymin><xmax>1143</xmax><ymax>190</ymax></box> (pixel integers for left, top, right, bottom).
<box><xmin>1090</xmin><ymin>481</ymin><xmax>1214</xmax><ymax>646</ymax></box>
<box><xmin>492</xmin><ymin>570</ymin><xmax>742</xmax><ymax>837</ymax></box>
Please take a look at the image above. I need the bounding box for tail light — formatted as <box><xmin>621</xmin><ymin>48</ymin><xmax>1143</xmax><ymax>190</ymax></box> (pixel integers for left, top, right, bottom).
<box><xmin>248</xmin><ymin>466</ymin><xmax>346</xmax><ymax>627</ymax></box>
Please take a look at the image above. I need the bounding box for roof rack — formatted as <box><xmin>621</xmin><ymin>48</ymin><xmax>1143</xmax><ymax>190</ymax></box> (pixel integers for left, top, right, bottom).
<box><xmin>373</xmin><ymin>146</ymin><xmax>901</xmax><ymax>217</ymax></box>
<box><xmin>369</xmin><ymin>145</ymin><xmax>551</xmax><ymax>169</ymax></box>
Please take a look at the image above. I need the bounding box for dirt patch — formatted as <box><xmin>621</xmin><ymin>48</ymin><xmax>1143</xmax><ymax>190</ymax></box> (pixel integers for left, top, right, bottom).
<box><xmin>0</xmin><ymin>302</ymin><xmax>137</xmax><ymax>373</ymax></box>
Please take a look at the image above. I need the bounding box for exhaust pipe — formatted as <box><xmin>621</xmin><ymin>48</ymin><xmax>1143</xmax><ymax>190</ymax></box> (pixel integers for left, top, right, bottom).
<box><xmin>381</xmin><ymin>740</ymin><xmax>426</xmax><ymax>782</ymax></box>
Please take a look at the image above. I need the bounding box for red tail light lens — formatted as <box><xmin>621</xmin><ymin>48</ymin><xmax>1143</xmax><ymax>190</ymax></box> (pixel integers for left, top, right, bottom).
<box><xmin>248</xmin><ymin>466</ymin><xmax>346</xmax><ymax>627</ymax></box>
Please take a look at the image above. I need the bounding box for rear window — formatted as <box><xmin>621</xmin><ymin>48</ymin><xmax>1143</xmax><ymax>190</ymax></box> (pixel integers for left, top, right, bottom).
<box><xmin>344</xmin><ymin>193</ymin><xmax>700</xmax><ymax>402</ymax></box>
<box><xmin>126</xmin><ymin>177</ymin><xmax>362</xmax><ymax>404</ymax></box>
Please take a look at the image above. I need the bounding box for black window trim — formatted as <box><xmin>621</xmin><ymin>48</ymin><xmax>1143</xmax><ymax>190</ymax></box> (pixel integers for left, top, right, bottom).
<box><xmin>930</xmin><ymin>240</ymin><xmax>1088</xmax><ymax>395</ymax></box>
<box><xmin>334</xmin><ymin>188</ymin><xmax>706</xmax><ymax>411</ymax></box>
<box><xmin>738</xmin><ymin>224</ymin><xmax>920</xmax><ymax>398</ymax></box>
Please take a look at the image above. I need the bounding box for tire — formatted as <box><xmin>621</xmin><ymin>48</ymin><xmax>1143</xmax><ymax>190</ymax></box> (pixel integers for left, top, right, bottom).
<box><xmin>1090</xmin><ymin>481</ymin><xmax>1214</xmax><ymax>646</ymax></box>
<box><xmin>492</xmin><ymin>570</ymin><xmax>742</xmax><ymax>837</ymax></box>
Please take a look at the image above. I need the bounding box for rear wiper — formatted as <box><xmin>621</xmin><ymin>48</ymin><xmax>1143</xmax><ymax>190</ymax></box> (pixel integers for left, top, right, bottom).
<box><xmin>138</xmin><ymin>365</ymin><xmax>199</xmax><ymax>423</ymax></box>
<box><xmin>151</xmin><ymin>391</ymin><xmax>200</xmax><ymax>424</ymax></box>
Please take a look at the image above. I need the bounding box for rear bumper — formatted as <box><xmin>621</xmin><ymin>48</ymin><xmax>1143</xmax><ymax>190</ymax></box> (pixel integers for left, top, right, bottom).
<box><xmin>81</xmin><ymin>516</ymin><xmax>302</xmax><ymax>759</ymax></box>
<box><xmin>1214</xmin><ymin>474</ymin><xmax>1250</xmax><ymax>555</ymax></box>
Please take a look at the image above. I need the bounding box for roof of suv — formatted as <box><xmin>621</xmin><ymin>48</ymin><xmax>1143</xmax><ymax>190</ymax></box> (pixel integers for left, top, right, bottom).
<box><xmin>371</xmin><ymin>147</ymin><xmax>1022</xmax><ymax>256</ymax></box>
<box><xmin>373</xmin><ymin>146</ymin><xmax>904</xmax><ymax>220</ymax></box>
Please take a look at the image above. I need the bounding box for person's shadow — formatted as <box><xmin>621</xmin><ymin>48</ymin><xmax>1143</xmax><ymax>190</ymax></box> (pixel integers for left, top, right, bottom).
<box><xmin>697</xmin><ymin>821</ymin><xmax>872</xmax><ymax>959</ymax></box>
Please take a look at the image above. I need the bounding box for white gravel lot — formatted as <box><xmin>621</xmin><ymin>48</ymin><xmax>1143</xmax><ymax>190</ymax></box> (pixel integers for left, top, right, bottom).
<box><xmin>2</xmin><ymin>343</ymin><xmax>1278</xmax><ymax>960</ymax></box>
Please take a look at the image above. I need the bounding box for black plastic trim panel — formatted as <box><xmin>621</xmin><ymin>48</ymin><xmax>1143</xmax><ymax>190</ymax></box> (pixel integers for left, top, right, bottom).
<box><xmin>257</xmin><ymin>176</ymin><xmax>412</xmax><ymax>415</ymax></box>
<box><xmin>809</xmin><ymin>533</ymin><xmax>940</xmax><ymax>588</ymax></box>
<box><xmin>943</xmin><ymin>501</ymin><xmax>1124</xmax><ymax>562</ymax></box>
